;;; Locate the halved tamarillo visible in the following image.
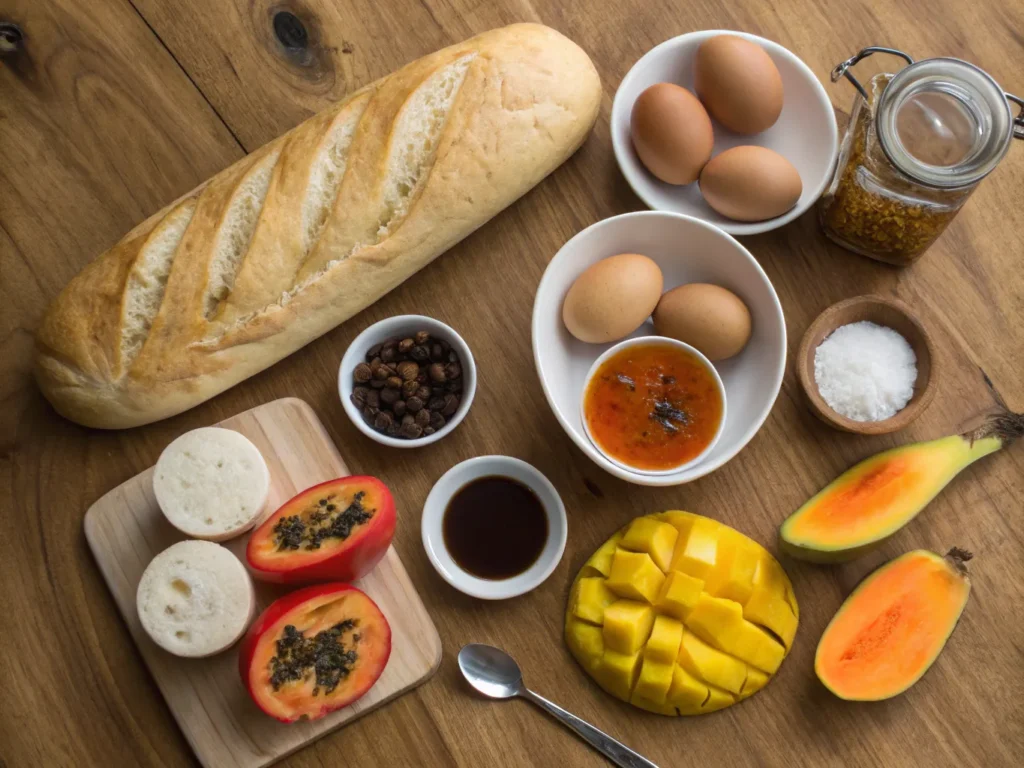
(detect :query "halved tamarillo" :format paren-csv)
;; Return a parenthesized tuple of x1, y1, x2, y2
(815, 548, 971, 701)
(247, 476, 395, 584)
(780, 411, 1023, 562)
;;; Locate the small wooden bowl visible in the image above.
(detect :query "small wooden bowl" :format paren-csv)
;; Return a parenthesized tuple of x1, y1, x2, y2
(797, 296, 936, 435)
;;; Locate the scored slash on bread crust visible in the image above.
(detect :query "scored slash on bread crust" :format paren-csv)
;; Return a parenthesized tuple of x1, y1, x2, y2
(34, 24, 602, 428)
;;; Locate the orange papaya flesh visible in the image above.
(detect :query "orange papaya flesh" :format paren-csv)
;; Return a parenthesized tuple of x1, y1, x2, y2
(780, 434, 1001, 563)
(815, 549, 971, 701)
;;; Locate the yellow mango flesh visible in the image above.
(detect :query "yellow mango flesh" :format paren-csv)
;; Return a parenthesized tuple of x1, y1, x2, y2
(740, 668, 769, 699)
(646, 615, 684, 663)
(621, 518, 678, 572)
(566, 512, 797, 715)
(594, 649, 642, 700)
(634, 656, 675, 704)
(781, 435, 1001, 562)
(655, 570, 705, 621)
(606, 551, 665, 604)
(816, 549, 971, 701)
(678, 631, 747, 694)
(603, 600, 655, 654)
(585, 532, 624, 576)
(571, 577, 617, 625)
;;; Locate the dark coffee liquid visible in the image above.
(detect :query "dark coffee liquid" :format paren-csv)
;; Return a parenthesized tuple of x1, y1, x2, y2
(442, 476, 548, 580)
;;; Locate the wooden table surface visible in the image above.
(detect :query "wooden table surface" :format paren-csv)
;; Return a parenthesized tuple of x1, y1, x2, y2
(2, 1, 1022, 766)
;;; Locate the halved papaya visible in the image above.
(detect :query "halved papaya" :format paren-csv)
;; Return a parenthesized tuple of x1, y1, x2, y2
(815, 548, 971, 701)
(780, 412, 1023, 562)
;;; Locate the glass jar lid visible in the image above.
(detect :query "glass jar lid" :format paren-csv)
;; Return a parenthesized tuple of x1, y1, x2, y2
(832, 47, 1023, 189)
(878, 58, 1013, 188)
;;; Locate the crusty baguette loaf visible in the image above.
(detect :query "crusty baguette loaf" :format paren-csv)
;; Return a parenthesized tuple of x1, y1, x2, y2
(35, 24, 601, 428)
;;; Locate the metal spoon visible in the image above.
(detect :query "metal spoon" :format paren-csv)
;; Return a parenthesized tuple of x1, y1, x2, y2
(457, 643, 659, 768)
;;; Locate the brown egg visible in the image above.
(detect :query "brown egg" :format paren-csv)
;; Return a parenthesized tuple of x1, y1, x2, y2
(631, 83, 714, 185)
(699, 146, 802, 222)
(653, 283, 752, 361)
(563, 254, 664, 343)
(695, 35, 783, 135)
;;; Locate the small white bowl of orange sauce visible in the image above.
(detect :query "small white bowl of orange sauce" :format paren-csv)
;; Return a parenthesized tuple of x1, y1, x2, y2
(580, 336, 726, 475)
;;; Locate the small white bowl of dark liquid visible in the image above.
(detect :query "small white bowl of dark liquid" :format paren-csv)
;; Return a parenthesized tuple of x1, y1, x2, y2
(421, 456, 567, 600)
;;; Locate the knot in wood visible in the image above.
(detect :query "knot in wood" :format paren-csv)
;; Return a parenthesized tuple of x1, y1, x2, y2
(272, 12, 308, 50)
(0, 22, 24, 55)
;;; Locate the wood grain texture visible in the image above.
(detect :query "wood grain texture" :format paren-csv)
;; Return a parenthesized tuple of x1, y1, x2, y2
(2, 0, 1024, 766)
(84, 398, 441, 768)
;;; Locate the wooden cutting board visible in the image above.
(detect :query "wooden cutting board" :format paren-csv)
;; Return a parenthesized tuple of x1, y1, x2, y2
(84, 398, 442, 768)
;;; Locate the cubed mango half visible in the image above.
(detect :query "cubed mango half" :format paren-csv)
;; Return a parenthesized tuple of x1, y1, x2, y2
(565, 512, 797, 716)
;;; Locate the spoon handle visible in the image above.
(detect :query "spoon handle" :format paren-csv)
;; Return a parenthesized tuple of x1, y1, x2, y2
(520, 688, 659, 768)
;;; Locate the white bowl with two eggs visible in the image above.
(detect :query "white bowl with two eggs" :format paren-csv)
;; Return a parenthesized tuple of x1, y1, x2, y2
(532, 211, 786, 486)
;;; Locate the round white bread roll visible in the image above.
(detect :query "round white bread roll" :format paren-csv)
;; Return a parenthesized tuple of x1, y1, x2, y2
(137, 540, 256, 658)
(153, 427, 270, 541)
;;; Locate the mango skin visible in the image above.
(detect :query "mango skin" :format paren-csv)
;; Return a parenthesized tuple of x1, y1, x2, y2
(780, 435, 1001, 563)
(815, 549, 971, 700)
(565, 512, 797, 715)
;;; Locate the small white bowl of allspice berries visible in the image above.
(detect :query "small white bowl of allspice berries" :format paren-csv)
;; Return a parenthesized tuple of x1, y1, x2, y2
(339, 315, 477, 447)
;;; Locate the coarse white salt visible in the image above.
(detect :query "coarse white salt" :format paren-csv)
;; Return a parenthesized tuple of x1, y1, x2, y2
(814, 321, 917, 422)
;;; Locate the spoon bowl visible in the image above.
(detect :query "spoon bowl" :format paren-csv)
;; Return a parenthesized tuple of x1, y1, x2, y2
(457, 643, 524, 699)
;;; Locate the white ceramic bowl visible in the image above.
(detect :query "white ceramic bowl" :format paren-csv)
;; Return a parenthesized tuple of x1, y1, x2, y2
(339, 315, 477, 447)
(421, 456, 568, 600)
(533, 211, 786, 486)
(611, 29, 839, 235)
(579, 336, 727, 476)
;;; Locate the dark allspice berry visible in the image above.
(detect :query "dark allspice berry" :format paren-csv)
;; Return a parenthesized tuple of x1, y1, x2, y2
(353, 363, 372, 383)
(351, 387, 369, 407)
(441, 394, 459, 417)
(397, 361, 419, 381)
(428, 363, 447, 383)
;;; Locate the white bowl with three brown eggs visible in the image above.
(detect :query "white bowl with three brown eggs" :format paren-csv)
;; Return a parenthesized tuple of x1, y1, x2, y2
(611, 30, 838, 234)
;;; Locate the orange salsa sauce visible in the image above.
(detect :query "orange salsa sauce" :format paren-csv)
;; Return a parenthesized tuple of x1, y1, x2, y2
(583, 342, 723, 471)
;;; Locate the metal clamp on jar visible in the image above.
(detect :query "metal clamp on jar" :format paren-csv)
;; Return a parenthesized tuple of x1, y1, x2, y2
(819, 46, 1023, 266)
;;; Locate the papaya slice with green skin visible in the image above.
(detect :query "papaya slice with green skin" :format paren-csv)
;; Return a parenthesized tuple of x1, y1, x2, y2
(815, 548, 971, 701)
(780, 412, 1023, 562)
